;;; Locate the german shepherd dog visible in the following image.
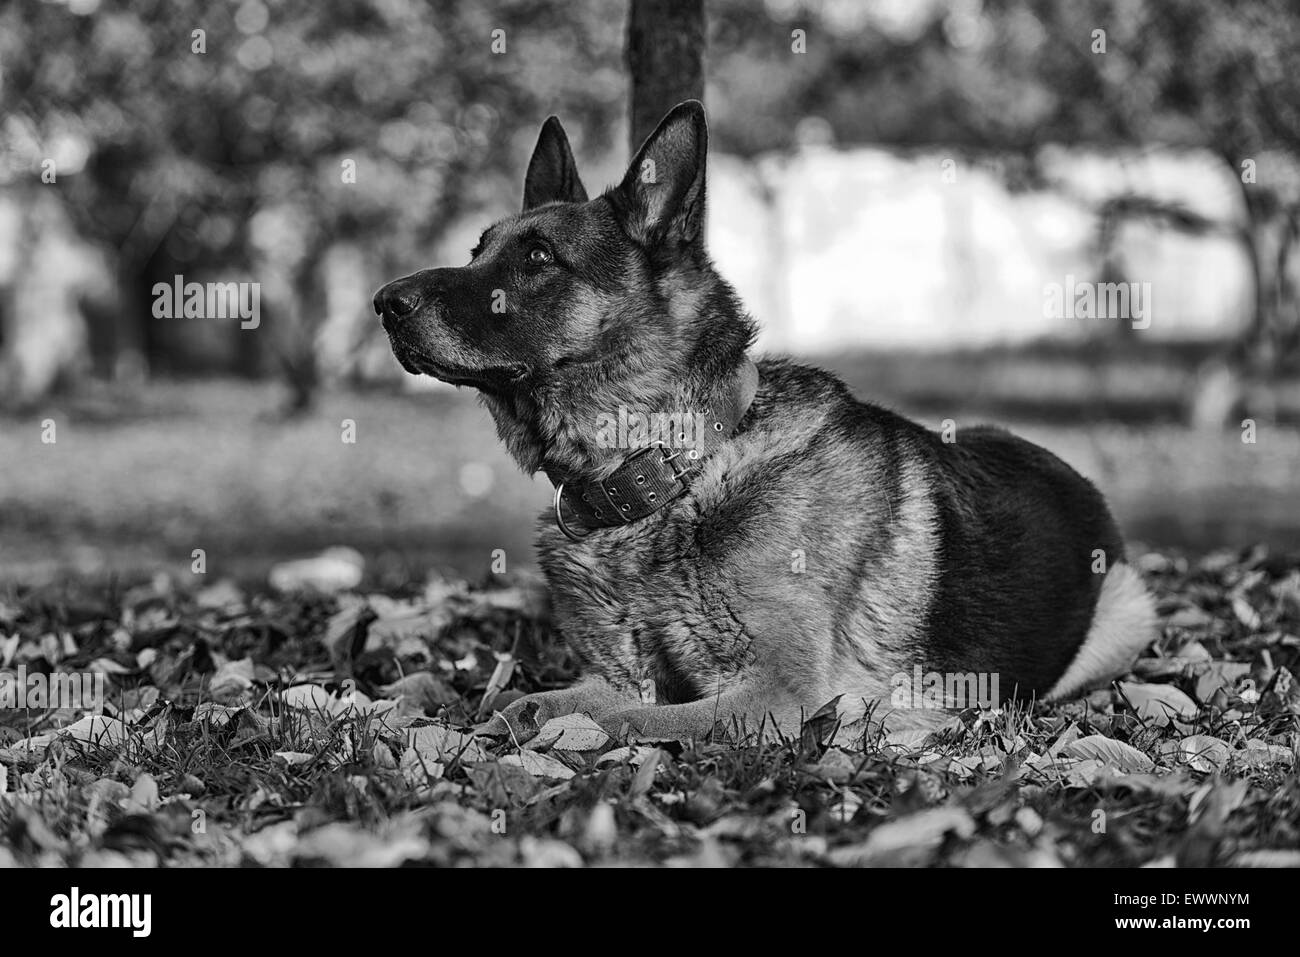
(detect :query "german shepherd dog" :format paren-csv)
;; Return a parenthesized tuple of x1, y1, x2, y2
(374, 101, 1157, 742)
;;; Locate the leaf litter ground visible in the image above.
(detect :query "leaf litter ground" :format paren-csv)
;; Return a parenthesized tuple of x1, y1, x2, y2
(1, 546, 1298, 867)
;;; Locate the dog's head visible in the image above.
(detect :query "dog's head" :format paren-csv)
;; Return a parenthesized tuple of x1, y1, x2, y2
(374, 101, 745, 396)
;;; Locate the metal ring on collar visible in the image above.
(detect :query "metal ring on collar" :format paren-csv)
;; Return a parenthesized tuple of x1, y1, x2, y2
(554, 482, 592, 542)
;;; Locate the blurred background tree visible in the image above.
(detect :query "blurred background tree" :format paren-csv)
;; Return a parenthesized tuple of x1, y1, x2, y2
(628, 0, 704, 152)
(4, 0, 1299, 405)
(1, 0, 626, 407)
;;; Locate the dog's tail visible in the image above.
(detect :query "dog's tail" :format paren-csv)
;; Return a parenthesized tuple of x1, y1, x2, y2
(1045, 563, 1159, 701)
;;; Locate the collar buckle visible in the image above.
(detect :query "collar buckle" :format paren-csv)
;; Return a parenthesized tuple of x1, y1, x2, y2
(551, 358, 759, 542)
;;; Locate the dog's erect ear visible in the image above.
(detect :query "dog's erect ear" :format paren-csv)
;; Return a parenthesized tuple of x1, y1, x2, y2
(523, 116, 588, 210)
(610, 100, 708, 248)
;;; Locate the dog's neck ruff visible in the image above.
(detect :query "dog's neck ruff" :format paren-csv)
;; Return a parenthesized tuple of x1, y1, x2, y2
(550, 359, 759, 541)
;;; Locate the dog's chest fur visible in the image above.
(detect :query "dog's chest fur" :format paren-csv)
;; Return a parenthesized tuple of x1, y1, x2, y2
(537, 512, 746, 703)
(532, 360, 946, 714)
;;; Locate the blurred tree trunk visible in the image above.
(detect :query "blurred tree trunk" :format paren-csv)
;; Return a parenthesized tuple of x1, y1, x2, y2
(1192, 158, 1300, 428)
(626, 0, 705, 155)
(275, 259, 324, 416)
(138, 238, 182, 373)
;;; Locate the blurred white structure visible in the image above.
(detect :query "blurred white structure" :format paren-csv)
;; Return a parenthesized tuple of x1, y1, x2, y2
(0, 189, 114, 400)
(708, 145, 1257, 353)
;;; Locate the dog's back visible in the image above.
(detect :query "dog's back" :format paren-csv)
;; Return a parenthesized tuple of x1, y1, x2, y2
(706, 362, 1149, 715)
(920, 425, 1125, 695)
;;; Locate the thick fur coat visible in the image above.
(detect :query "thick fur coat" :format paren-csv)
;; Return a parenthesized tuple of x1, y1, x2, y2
(374, 101, 1157, 742)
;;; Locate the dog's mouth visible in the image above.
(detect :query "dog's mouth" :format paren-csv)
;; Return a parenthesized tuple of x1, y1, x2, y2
(389, 336, 529, 390)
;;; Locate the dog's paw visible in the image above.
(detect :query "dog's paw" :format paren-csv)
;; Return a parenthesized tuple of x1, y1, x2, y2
(599, 707, 684, 742)
(598, 711, 633, 740)
(600, 707, 750, 744)
(475, 692, 552, 745)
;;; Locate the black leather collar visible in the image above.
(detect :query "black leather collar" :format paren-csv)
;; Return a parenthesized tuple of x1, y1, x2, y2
(551, 360, 759, 541)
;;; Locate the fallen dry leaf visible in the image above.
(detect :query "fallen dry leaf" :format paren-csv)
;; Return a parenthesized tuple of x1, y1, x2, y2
(273, 751, 315, 766)
(500, 750, 575, 780)
(125, 773, 160, 813)
(380, 671, 457, 713)
(408, 724, 486, 763)
(1178, 735, 1230, 772)
(1062, 734, 1155, 773)
(7, 715, 128, 755)
(1118, 681, 1198, 726)
(828, 805, 975, 866)
(530, 713, 610, 752)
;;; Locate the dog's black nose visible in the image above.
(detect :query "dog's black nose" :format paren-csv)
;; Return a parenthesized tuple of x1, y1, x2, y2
(374, 281, 421, 320)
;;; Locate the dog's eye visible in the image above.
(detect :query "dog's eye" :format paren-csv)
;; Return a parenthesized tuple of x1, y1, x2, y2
(527, 246, 552, 267)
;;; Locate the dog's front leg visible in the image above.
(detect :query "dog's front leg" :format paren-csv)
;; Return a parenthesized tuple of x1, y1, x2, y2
(600, 682, 802, 743)
(477, 676, 639, 744)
